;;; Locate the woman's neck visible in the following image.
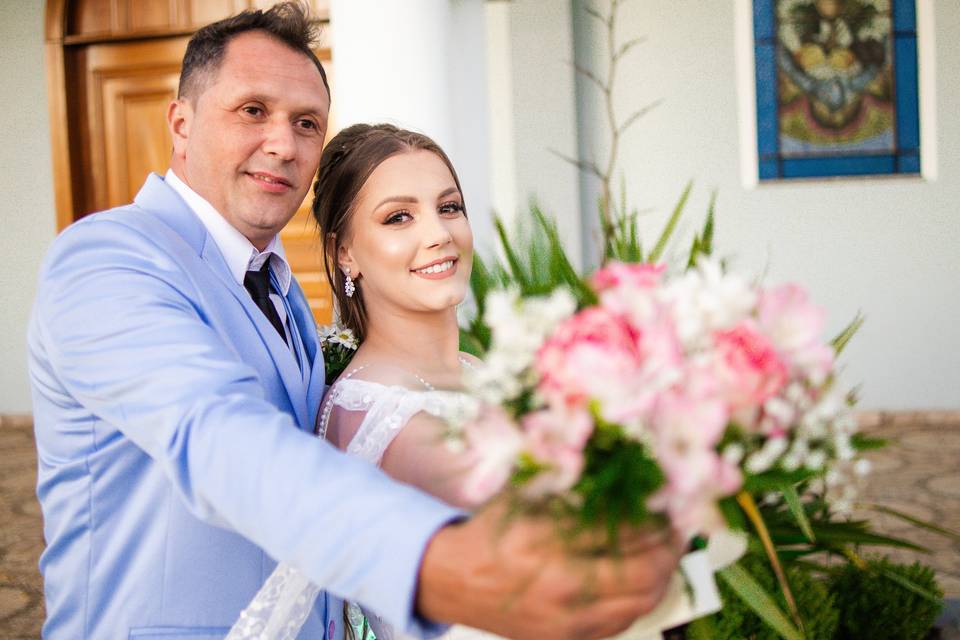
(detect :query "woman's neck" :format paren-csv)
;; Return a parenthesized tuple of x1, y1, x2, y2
(359, 305, 462, 376)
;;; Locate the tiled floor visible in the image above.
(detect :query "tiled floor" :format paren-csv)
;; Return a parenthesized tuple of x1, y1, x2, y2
(1, 412, 958, 637)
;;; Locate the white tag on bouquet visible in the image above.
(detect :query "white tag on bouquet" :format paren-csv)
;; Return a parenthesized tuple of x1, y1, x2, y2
(606, 529, 747, 640)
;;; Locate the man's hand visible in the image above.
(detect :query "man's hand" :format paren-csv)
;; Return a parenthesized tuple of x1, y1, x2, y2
(417, 499, 684, 640)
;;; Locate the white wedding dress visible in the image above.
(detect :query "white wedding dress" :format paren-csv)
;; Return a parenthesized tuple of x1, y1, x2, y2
(227, 366, 498, 640)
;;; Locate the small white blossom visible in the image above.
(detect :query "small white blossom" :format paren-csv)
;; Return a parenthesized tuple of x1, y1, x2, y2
(329, 328, 359, 350)
(854, 459, 872, 477)
(805, 449, 827, 471)
(746, 452, 774, 474)
(722, 443, 745, 466)
(781, 452, 801, 472)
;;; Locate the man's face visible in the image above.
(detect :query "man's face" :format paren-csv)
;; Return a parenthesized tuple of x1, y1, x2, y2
(169, 31, 330, 249)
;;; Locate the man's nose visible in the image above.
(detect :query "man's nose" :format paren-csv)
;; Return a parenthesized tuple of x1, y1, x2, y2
(261, 120, 297, 161)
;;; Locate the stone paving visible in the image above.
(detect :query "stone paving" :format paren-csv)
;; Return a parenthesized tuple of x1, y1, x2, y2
(1, 412, 958, 637)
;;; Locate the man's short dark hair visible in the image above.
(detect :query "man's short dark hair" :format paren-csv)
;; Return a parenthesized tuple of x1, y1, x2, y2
(178, 1, 330, 102)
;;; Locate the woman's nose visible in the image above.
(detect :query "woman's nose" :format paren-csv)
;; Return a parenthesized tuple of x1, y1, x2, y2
(424, 214, 454, 249)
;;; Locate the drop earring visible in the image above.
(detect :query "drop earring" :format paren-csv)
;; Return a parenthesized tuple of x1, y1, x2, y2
(343, 267, 355, 298)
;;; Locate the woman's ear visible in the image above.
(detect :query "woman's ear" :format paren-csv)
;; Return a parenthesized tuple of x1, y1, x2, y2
(337, 243, 360, 280)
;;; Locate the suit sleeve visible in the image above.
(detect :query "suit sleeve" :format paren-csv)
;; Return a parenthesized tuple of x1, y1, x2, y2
(31, 217, 459, 637)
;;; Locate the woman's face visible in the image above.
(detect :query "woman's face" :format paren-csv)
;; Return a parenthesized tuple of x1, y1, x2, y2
(339, 149, 473, 318)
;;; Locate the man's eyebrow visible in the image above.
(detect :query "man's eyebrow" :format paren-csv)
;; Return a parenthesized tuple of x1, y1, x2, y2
(238, 93, 328, 115)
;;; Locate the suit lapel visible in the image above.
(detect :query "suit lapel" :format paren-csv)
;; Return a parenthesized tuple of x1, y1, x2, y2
(201, 241, 310, 428)
(287, 279, 327, 431)
(134, 174, 310, 429)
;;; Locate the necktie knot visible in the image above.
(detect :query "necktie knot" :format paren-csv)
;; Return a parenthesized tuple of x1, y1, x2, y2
(244, 262, 273, 301)
(243, 261, 285, 339)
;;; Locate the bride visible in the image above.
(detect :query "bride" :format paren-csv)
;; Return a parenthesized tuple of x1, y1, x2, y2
(228, 123, 682, 640)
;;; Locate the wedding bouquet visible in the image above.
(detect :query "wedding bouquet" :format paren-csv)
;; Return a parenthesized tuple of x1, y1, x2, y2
(450, 193, 878, 636)
(456, 255, 862, 535)
(449, 186, 959, 638)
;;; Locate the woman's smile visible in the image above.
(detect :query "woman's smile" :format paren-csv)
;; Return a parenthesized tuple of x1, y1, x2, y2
(412, 257, 459, 279)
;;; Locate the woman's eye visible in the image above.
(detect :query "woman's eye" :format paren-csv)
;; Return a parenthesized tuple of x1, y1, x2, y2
(385, 211, 412, 225)
(439, 202, 464, 215)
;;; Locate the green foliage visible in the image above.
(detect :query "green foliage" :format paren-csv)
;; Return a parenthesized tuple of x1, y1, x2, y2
(850, 433, 889, 451)
(829, 556, 943, 640)
(686, 190, 716, 269)
(647, 181, 692, 264)
(461, 202, 605, 358)
(830, 312, 864, 355)
(688, 553, 839, 640)
(573, 420, 665, 542)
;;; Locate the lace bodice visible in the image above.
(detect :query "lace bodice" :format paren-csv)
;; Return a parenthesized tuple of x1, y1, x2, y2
(319, 373, 480, 466)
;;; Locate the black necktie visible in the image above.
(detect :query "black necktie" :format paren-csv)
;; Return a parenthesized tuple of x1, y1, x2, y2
(243, 262, 286, 339)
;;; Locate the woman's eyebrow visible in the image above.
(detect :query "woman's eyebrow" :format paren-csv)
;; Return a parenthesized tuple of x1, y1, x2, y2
(373, 195, 418, 210)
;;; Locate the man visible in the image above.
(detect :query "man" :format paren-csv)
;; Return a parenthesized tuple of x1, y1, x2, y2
(28, 3, 680, 638)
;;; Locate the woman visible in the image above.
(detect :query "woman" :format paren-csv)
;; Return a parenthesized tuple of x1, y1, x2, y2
(228, 124, 496, 640)
(315, 123, 486, 510)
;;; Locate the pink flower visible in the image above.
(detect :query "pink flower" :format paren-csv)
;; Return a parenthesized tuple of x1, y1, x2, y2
(536, 307, 644, 409)
(592, 261, 665, 292)
(593, 262, 666, 321)
(520, 407, 593, 498)
(757, 284, 834, 384)
(712, 321, 789, 413)
(647, 391, 743, 535)
(459, 406, 524, 506)
(652, 390, 729, 465)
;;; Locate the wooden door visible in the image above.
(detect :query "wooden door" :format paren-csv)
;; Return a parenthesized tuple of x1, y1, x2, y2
(47, 0, 334, 323)
(76, 37, 186, 212)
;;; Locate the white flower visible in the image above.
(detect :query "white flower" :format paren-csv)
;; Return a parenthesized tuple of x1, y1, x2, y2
(722, 443, 745, 465)
(805, 449, 827, 471)
(329, 328, 358, 350)
(746, 452, 773, 475)
(317, 323, 339, 341)
(854, 459, 872, 477)
(825, 469, 841, 487)
(662, 257, 756, 348)
(781, 452, 801, 472)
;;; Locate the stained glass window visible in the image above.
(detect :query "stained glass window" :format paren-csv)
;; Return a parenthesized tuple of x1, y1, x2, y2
(754, 0, 920, 179)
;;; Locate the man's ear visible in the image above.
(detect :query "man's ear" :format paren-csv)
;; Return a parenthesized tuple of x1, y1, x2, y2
(167, 98, 192, 159)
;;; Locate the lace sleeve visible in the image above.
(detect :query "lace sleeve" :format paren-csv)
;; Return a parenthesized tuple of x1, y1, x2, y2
(333, 379, 478, 466)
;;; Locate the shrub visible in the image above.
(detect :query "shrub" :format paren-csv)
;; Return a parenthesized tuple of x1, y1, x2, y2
(687, 553, 839, 640)
(829, 555, 943, 640)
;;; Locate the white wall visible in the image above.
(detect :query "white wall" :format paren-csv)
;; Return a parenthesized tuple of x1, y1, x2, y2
(329, 0, 495, 252)
(491, 0, 584, 267)
(0, 1, 56, 413)
(505, 0, 960, 410)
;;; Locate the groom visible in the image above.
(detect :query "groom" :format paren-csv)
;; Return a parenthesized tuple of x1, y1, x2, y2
(28, 3, 681, 638)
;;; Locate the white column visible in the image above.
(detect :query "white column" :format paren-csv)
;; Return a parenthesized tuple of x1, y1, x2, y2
(329, 0, 494, 251)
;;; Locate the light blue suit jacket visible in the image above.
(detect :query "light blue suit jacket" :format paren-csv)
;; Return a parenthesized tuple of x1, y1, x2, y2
(28, 174, 458, 639)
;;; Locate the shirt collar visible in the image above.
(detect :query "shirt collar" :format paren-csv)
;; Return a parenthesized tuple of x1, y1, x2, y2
(165, 169, 291, 295)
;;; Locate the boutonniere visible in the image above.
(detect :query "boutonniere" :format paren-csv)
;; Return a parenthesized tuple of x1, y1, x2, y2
(318, 323, 359, 384)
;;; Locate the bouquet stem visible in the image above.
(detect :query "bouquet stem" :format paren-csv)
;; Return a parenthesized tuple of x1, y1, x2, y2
(736, 490, 804, 632)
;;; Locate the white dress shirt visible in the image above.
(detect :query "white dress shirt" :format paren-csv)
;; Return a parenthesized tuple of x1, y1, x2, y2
(165, 169, 294, 348)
